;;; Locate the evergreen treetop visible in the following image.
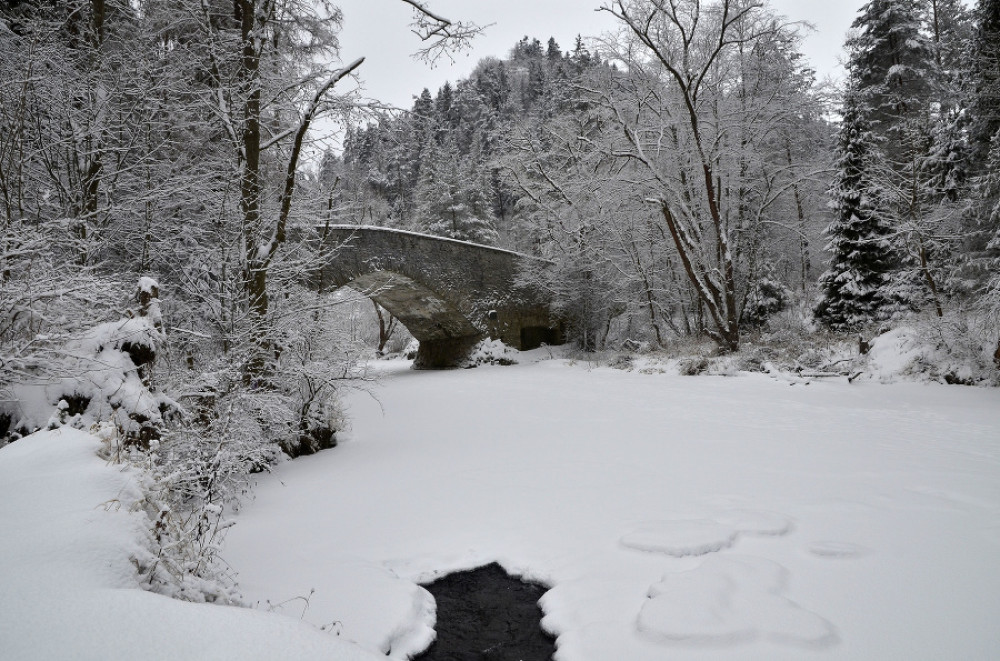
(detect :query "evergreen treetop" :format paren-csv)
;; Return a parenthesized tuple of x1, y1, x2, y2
(968, 0, 1000, 163)
(847, 0, 936, 142)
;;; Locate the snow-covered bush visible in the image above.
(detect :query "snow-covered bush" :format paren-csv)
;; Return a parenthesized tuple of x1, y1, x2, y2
(267, 286, 372, 457)
(0, 226, 126, 442)
(121, 279, 374, 602)
(735, 304, 857, 375)
(620, 338, 652, 354)
(1, 279, 174, 447)
(462, 338, 518, 367)
(381, 326, 415, 356)
(983, 271, 1000, 368)
(378, 333, 418, 360)
(115, 362, 325, 604)
(134, 413, 278, 604)
(864, 315, 1000, 385)
(606, 353, 634, 370)
(0, 277, 245, 602)
(678, 356, 711, 376)
(742, 273, 793, 329)
(131, 339, 361, 602)
(123, 444, 245, 605)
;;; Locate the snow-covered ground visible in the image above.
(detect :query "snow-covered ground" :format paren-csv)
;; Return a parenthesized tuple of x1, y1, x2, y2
(0, 429, 384, 661)
(222, 352, 1000, 660)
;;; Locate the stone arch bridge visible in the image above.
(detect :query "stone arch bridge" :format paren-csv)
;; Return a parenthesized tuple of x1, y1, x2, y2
(304, 226, 563, 368)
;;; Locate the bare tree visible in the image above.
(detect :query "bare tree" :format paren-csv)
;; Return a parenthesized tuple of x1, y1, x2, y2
(190, 0, 480, 380)
(595, 0, 820, 350)
(399, 0, 483, 64)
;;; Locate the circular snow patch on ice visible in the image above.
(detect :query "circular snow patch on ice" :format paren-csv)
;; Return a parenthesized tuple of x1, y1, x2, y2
(637, 555, 839, 649)
(621, 520, 739, 557)
(807, 541, 869, 558)
(717, 510, 795, 537)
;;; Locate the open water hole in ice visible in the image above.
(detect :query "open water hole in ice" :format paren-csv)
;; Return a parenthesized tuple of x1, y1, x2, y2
(415, 563, 555, 661)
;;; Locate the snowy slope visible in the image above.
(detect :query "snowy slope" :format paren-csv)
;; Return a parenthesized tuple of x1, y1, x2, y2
(0, 428, 384, 661)
(223, 355, 1000, 660)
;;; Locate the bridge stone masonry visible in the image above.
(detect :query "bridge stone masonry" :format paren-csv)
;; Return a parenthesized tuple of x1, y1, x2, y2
(303, 225, 564, 368)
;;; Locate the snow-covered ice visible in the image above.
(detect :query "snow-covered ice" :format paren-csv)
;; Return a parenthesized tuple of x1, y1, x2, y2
(222, 353, 1000, 660)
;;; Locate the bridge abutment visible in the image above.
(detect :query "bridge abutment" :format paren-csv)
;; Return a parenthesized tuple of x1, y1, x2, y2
(413, 335, 484, 369)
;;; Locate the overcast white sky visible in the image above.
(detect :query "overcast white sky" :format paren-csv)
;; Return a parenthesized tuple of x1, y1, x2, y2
(334, 0, 867, 111)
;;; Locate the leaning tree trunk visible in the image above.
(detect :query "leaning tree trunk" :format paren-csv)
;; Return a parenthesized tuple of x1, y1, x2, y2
(236, 0, 270, 383)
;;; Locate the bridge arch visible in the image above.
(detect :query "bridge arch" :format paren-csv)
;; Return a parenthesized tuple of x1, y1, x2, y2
(308, 226, 562, 368)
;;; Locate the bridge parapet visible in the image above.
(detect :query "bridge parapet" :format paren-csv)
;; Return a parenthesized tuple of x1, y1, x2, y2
(304, 226, 562, 367)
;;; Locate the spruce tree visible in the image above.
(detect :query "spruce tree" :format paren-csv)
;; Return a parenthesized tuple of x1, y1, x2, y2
(409, 89, 437, 192)
(847, 0, 936, 155)
(929, 0, 974, 79)
(524, 60, 546, 111)
(814, 81, 904, 331)
(846, 0, 948, 315)
(435, 82, 458, 130)
(412, 88, 435, 129)
(980, 132, 1000, 366)
(968, 0, 1000, 166)
(925, 0, 974, 197)
(413, 135, 499, 245)
(966, 1, 1000, 257)
(546, 37, 562, 62)
(983, 134, 1000, 241)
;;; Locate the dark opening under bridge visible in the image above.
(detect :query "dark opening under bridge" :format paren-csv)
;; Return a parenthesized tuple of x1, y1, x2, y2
(305, 226, 563, 368)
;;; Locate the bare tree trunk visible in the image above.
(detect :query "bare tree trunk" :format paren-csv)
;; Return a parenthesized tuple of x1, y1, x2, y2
(629, 238, 664, 346)
(907, 151, 944, 318)
(234, 0, 363, 383)
(785, 141, 811, 293)
(918, 239, 945, 318)
(372, 301, 397, 354)
(236, 0, 269, 382)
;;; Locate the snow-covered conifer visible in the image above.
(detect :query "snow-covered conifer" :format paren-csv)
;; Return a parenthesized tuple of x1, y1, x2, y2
(847, 0, 937, 159)
(924, 0, 974, 198)
(843, 0, 957, 316)
(814, 81, 905, 330)
(963, 1, 1000, 271)
(971, 129, 1000, 258)
(967, 0, 1000, 165)
(414, 135, 500, 245)
(929, 0, 974, 81)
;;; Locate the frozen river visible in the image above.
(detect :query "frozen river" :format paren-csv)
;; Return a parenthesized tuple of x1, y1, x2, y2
(223, 354, 1000, 660)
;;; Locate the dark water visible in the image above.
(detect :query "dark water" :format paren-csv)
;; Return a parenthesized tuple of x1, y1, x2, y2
(415, 563, 556, 661)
